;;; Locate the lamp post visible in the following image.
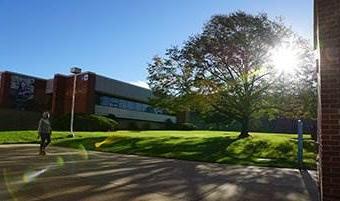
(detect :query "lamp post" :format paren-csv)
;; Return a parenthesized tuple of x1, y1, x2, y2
(297, 119, 304, 169)
(70, 67, 82, 137)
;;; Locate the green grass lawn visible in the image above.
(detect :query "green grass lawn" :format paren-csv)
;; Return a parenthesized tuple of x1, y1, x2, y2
(0, 130, 316, 169)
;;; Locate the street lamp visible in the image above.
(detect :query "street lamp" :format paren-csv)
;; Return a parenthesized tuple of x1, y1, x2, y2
(70, 67, 82, 137)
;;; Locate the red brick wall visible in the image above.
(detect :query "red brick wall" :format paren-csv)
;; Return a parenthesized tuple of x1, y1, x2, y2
(51, 74, 67, 115)
(51, 73, 95, 116)
(31, 77, 49, 111)
(0, 72, 11, 107)
(316, 0, 340, 200)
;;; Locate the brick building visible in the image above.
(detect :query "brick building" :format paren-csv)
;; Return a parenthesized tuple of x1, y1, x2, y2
(315, 0, 340, 200)
(0, 71, 176, 129)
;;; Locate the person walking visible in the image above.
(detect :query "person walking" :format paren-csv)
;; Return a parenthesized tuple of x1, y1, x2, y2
(38, 112, 52, 155)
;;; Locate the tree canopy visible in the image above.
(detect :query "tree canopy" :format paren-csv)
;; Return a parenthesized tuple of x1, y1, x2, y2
(147, 11, 315, 137)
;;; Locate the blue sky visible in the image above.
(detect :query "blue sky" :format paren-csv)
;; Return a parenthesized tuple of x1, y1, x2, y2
(0, 0, 313, 88)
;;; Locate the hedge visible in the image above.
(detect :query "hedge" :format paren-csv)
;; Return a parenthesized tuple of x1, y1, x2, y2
(52, 114, 118, 131)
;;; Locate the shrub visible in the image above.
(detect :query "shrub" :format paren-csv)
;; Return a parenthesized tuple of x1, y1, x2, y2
(127, 122, 140, 130)
(52, 114, 118, 131)
(165, 118, 176, 130)
(0, 109, 41, 131)
(141, 123, 151, 130)
(176, 123, 197, 130)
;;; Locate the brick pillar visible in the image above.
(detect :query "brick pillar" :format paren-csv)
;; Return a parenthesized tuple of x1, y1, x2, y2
(51, 73, 96, 116)
(0, 72, 11, 108)
(316, 0, 340, 200)
(84, 73, 96, 114)
(51, 74, 67, 116)
(71, 73, 96, 114)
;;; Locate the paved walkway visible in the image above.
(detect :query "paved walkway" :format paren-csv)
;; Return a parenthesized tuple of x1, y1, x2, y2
(0, 144, 318, 201)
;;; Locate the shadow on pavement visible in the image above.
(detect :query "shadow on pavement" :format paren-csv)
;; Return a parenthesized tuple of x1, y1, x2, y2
(0, 145, 317, 201)
(300, 169, 319, 201)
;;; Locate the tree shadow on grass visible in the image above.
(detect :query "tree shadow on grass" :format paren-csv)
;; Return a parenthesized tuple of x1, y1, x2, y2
(53, 133, 316, 169)
(54, 135, 242, 163)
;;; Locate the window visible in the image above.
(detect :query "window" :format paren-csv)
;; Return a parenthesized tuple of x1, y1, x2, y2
(141, 104, 148, 112)
(96, 94, 167, 114)
(128, 101, 136, 110)
(99, 96, 110, 107)
(145, 106, 154, 113)
(110, 97, 119, 108)
(136, 102, 143, 112)
(118, 99, 127, 109)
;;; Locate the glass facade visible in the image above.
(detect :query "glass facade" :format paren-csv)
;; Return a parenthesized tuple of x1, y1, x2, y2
(96, 94, 167, 115)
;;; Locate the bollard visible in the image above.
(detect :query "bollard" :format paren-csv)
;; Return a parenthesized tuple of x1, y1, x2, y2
(297, 119, 304, 169)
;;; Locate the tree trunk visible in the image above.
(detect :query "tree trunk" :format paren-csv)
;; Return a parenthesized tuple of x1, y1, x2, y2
(238, 118, 250, 138)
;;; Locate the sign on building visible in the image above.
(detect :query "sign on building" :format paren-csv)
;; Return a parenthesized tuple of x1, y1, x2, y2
(9, 75, 35, 109)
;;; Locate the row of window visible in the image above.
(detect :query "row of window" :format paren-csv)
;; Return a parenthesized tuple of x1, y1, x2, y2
(96, 95, 167, 115)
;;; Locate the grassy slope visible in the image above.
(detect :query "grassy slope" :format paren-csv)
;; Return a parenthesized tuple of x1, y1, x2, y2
(0, 130, 316, 169)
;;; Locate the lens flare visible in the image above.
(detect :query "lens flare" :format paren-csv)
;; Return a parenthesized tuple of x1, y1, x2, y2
(3, 156, 67, 200)
(22, 156, 65, 183)
(95, 137, 114, 148)
(78, 144, 89, 160)
(56, 156, 64, 167)
(3, 169, 18, 201)
(269, 38, 300, 74)
(23, 168, 48, 183)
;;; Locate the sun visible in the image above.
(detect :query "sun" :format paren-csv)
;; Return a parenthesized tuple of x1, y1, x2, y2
(270, 41, 299, 74)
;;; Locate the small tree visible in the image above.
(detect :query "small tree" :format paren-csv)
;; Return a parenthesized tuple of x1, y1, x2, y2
(148, 12, 289, 138)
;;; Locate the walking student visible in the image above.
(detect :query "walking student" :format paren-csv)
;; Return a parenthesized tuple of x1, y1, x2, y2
(38, 111, 52, 155)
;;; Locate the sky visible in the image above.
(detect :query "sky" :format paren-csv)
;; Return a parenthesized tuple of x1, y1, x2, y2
(0, 0, 313, 88)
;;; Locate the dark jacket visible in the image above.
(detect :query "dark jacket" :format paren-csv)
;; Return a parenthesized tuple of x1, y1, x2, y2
(38, 118, 52, 134)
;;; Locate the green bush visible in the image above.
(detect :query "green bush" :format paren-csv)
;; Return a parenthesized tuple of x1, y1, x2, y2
(176, 123, 197, 130)
(165, 118, 176, 130)
(127, 122, 140, 130)
(141, 123, 151, 130)
(52, 114, 118, 131)
(0, 109, 41, 131)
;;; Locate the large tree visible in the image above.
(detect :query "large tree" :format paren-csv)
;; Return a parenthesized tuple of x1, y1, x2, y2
(270, 37, 317, 120)
(148, 12, 289, 138)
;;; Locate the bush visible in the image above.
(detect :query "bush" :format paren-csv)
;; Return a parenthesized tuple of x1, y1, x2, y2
(141, 123, 151, 130)
(52, 114, 118, 131)
(165, 118, 176, 130)
(0, 109, 41, 131)
(176, 123, 197, 130)
(127, 122, 140, 130)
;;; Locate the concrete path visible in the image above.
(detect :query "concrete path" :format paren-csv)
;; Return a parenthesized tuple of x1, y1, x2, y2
(0, 144, 318, 201)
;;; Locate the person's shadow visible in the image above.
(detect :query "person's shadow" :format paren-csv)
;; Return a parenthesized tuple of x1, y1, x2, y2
(300, 169, 320, 201)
